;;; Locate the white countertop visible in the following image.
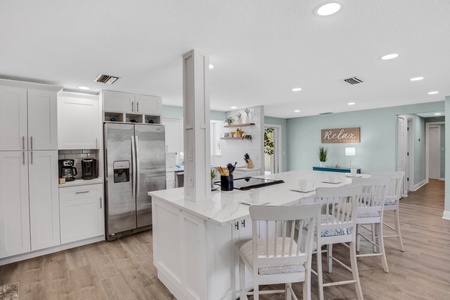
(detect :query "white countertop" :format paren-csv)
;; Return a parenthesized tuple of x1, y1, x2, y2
(58, 178, 104, 188)
(149, 170, 352, 226)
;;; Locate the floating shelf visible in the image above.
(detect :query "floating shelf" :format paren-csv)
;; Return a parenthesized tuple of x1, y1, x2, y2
(221, 137, 244, 140)
(224, 123, 255, 128)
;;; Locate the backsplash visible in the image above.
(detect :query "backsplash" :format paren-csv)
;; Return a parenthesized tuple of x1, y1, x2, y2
(58, 150, 99, 179)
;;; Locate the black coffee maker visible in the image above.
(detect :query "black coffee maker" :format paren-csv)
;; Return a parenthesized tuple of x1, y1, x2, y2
(59, 159, 77, 181)
(82, 159, 97, 180)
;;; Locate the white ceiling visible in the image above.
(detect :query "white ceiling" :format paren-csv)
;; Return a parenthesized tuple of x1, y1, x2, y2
(1, 0, 449, 118)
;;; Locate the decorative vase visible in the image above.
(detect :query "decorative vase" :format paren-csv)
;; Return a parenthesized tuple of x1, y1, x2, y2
(319, 161, 326, 167)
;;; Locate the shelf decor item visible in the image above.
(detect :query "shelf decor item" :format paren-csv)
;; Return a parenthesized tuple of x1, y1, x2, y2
(242, 134, 252, 141)
(244, 108, 253, 123)
(236, 112, 242, 124)
(225, 116, 234, 125)
(319, 146, 328, 167)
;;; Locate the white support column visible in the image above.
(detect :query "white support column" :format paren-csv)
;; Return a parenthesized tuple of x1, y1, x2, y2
(444, 96, 450, 219)
(183, 50, 211, 202)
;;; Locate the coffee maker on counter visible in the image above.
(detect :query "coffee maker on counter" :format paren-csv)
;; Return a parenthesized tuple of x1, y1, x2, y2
(81, 158, 97, 180)
(59, 159, 78, 182)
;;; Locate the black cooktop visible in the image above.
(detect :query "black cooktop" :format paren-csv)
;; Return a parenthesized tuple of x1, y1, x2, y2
(233, 177, 284, 190)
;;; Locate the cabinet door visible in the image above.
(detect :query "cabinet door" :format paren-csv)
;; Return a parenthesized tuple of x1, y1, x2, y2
(59, 184, 104, 244)
(162, 117, 183, 153)
(135, 94, 161, 115)
(0, 151, 30, 258)
(0, 85, 27, 151)
(28, 89, 58, 150)
(29, 150, 60, 250)
(58, 92, 100, 149)
(103, 90, 134, 112)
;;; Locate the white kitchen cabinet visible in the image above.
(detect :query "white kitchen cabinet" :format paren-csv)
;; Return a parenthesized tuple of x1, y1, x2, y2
(102, 90, 162, 124)
(59, 184, 104, 244)
(29, 150, 60, 250)
(0, 151, 30, 258)
(58, 92, 100, 149)
(102, 90, 134, 112)
(161, 117, 183, 153)
(0, 84, 57, 151)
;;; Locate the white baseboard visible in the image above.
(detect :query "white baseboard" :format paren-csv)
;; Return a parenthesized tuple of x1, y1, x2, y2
(443, 211, 450, 220)
(411, 179, 427, 191)
(0, 235, 104, 266)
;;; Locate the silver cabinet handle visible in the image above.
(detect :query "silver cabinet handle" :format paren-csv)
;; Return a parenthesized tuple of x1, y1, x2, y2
(99, 197, 102, 209)
(30, 136, 33, 150)
(30, 151, 33, 164)
(235, 221, 239, 230)
(75, 191, 90, 194)
(135, 136, 140, 198)
(132, 102, 134, 112)
(22, 136, 25, 150)
(241, 219, 246, 228)
(137, 101, 139, 112)
(131, 136, 136, 200)
(23, 151, 25, 165)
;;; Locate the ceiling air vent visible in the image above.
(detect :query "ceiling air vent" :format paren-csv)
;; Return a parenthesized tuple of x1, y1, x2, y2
(344, 76, 363, 85)
(94, 74, 119, 84)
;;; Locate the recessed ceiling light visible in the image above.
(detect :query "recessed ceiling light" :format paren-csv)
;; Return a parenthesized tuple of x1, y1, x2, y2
(347, 102, 356, 106)
(410, 77, 424, 81)
(315, 3, 342, 16)
(381, 53, 399, 60)
(230, 106, 237, 109)
(79, 86, 90, 90)
(292, 88, 302, 92)
(435, 112, 442, 116)
(428, 91, 439, 95)
(294, 110, 300, 113)
(209, 64, 214, 69)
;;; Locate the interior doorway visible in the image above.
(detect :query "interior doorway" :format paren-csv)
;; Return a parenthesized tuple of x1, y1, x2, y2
(264, 125, 282, 174)
(397, 115, 413, 196)
(426, 122, 445, 181)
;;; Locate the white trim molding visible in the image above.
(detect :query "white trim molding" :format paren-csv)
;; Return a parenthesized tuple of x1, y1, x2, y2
(443, 210, 450, 220)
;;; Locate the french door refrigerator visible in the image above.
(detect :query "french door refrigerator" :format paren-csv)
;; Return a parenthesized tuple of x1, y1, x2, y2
(104, 122, 165, 240)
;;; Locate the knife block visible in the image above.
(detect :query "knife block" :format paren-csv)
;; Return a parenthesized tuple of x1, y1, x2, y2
(246, 159, 254, 169)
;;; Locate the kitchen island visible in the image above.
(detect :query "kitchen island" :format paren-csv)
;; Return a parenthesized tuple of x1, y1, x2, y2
(149, 170, 352, 300)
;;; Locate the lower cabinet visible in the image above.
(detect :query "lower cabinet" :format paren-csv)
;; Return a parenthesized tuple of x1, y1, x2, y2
(152, 198, 252, 300)
(59, 184, 104, 244)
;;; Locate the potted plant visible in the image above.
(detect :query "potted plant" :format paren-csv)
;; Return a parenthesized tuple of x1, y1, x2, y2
(225, 116, 234, 125)
(236, 112, 242, 124)
(243, 108, 252, 123)
(211, 168, 217, 189)
(319, 146, 327, 167)
(242, 134, 252, 141)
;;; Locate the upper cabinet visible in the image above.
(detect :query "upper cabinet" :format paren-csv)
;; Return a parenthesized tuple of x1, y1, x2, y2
(0, 80, 59, 151)
(102, 90, 162, 124)
(58, 92, 100, 150)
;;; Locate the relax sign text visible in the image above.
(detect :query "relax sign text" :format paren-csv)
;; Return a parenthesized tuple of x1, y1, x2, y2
(321, 127, 360, 143)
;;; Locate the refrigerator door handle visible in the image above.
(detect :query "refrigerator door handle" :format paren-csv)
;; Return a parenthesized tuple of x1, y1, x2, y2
(131, 135, 136, 200)
(135, 135, 140, 197)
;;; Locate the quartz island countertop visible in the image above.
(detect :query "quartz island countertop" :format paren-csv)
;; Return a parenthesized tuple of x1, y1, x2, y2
(149, 170, 352, 226)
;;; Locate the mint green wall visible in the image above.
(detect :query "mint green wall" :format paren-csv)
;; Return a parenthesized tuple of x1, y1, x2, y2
(265, 116, 288, 172)
(286, 101, 445, 183)
(162, 105, 226, 121)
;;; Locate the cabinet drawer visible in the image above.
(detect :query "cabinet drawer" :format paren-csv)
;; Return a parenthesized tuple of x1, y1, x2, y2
(60, 185, 100, 201)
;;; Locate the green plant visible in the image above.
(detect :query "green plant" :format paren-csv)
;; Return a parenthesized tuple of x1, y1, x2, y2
(319, 146, 328, 162)
(225, 116, 234, 125)
(242, 134, 252, 141)
(236, 112, 242, 119)
(264, 127, 275, 155)
(211, 168, 217, 180)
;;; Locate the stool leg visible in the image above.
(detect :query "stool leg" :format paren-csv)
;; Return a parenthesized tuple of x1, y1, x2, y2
(350, 241, 364, 300)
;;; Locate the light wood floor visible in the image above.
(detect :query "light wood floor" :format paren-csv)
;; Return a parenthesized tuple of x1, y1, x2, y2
(1, 180, 449, 300)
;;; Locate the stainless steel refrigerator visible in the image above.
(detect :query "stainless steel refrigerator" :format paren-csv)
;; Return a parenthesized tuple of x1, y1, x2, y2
(104, 122, 166, 240)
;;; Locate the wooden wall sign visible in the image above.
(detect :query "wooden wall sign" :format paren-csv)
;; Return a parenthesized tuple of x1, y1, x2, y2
(321, 127, 360, 143)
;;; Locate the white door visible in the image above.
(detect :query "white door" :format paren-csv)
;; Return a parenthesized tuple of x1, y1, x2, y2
(59, 184, 104, 244)
(29, 150, 60, 250)
(28, 89, 58, 150)
(0, 151, 30, 258)
(58, 92, 100, 149)
(429, 126, 441, 179)
(103, 90, 134, 112)
(0, 85, 27, 151)
(135, 94, 161, 115)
